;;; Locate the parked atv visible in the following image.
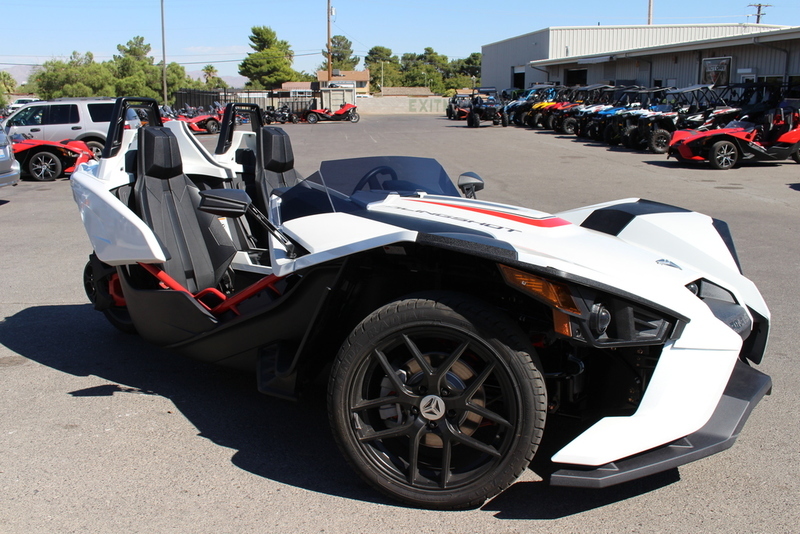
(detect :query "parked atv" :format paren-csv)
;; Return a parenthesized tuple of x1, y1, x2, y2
(304, 103, 360, 124)
(446, 94, 472, 120)
(467, 87, 508, 127)
(10, 134, 94, 180)
(635, 84, 727, 154)
(550, 84, 614, 134)
(669, 106, 800, 169)
(175, 102, 224, 134)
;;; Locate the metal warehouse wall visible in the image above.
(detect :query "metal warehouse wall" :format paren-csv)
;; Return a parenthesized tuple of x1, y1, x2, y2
(482, 24, 786, 90)
(547, 25, 783, 60)
(482, 30, 551, 89)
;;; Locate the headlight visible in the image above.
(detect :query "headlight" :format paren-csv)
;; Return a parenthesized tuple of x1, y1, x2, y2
(500, 264, 677, 347)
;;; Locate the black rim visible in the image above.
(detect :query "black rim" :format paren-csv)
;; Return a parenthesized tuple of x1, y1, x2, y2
(347, 325, 519, 491)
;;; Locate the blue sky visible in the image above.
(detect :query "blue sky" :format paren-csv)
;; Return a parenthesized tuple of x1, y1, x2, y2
(2, 0, 799, 82)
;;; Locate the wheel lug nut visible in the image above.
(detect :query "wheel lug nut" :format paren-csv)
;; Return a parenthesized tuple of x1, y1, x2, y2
(441, 388, 449, 396)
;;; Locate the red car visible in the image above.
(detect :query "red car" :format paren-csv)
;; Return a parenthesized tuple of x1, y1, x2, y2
(11, 135, 94, 181)
(669, 106, 800, 169)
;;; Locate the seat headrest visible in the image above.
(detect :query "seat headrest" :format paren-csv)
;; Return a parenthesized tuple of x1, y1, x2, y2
(139, 127, 183, 179)
(259, 126, 294, 173)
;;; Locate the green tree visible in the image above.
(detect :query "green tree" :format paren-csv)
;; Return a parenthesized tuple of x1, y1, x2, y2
(0, 70, 15, 107)
(0, 71, 16, 94)
(34, 52, 116, 99)
(320, 35, 360, 71)
(201, 64, 228, 89)
(239, 26, 300, 89)
(364, 46, 402, 91)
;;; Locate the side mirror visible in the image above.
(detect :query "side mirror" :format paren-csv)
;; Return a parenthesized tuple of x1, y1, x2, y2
(199, 188, 252, 218)
(458, 171, 485, 199)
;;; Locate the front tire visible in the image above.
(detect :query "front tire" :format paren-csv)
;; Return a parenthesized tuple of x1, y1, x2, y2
(709, 140, 738, 170)
(649, 129, 671, 154)
(306, 112, 319, 124)
(204, 119, 220, 134)
(328, 293, 546, 510)
(28, 151, 62, 181)
(562, 117, 578, 135)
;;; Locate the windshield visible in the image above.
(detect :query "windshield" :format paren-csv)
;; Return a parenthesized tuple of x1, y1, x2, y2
(278, 156, 460, 223)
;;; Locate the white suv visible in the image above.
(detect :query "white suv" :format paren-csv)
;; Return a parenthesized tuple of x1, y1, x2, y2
(1, 97, 125, 158)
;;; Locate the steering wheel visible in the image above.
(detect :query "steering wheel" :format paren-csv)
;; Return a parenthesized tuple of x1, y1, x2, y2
(352, 165, 398, 194)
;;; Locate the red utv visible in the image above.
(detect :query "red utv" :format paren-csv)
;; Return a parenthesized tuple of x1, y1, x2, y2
(668, 106, 800, 169)
(175, 103, 224, 134)
(11, 135, 94, 181)
(303, 103, 360, 124)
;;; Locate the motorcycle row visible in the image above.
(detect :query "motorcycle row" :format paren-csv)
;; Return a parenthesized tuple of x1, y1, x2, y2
(452, 83, 800, 170)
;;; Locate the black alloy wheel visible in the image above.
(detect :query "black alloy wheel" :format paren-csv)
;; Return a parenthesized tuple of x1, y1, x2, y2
(28, 151, 62, 181)
(306, 112, 319, 124)
(329, 293, 546, 509)
(205, 119, 220, 134)
(709, 140, 738, 170)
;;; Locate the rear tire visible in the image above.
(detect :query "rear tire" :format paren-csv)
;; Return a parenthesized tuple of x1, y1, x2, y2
(83, 261, 136, 334)
(328, 293, 546, 510)
(349, 112, 360, 123)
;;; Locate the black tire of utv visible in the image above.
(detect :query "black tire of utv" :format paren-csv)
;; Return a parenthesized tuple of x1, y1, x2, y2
(621, 125, 639, 149)
(529, 112, 542, 129)
(28, 151, 62, 181)
(205, 119, 220, 134)
(84, 140, 104, 159)
(603, 123, 620, 146)
(562, 117, 578, 135)
(82, 261, 137, 334)
(501, 113, 509, 127)
(349, 112, 360, 123)
(545, 115, 556, 131)
(649, 129, 671, 154)
(306, 113, 319, 124)
(471, 112, 481, 128)
(328, 292, 547, 510)
(588, 122, 602, 141)
(709, 140, 738, 170)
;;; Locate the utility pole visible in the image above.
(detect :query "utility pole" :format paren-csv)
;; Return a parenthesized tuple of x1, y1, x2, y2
(748, 3, 771, 24)
(161, 0, 167, 105)
(327, 0, 332, 82)
(647, 0, 653, 24)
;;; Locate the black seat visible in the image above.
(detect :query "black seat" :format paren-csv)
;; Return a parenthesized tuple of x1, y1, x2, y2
(254, 126, 301, 214)
(133, 127, 237, 294)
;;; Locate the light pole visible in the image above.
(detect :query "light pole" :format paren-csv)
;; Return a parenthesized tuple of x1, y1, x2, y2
(161, 0, 167, 105)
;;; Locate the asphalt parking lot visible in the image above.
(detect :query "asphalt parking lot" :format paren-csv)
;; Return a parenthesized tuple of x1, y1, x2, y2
(1, 115, 798, 533)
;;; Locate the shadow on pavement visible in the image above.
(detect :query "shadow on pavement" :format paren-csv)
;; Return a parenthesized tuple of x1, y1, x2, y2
(1, 303, 676, 515)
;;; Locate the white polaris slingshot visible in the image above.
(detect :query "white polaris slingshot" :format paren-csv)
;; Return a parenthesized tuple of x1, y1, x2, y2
(72, 98, 771, 509)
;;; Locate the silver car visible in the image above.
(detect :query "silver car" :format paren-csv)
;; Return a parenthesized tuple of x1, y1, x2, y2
(0, 128, 20, 188)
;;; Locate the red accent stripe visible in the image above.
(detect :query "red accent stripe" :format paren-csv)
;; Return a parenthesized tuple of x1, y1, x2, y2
(408, 199, 571, 228)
